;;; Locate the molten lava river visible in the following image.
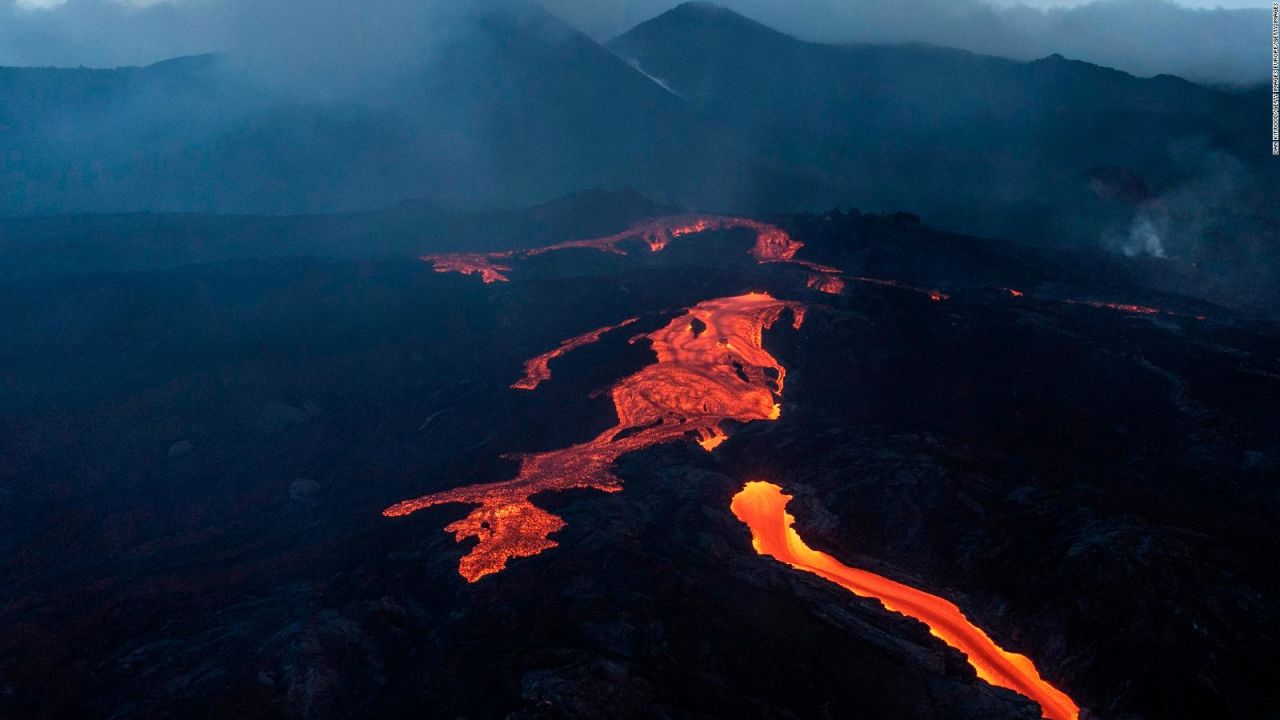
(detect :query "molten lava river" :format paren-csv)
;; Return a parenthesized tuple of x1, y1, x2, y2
(511, 317, 639, 391)
(731, 481, 1079, 720)
(419, 214, 845, 292)
(390, 215, 1083, 716)
(384, 293, 805, 581)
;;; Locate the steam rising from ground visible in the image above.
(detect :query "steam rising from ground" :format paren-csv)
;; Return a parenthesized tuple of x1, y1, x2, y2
(1102, 141, 1277, 306)
(1117, 212, 1166, 258)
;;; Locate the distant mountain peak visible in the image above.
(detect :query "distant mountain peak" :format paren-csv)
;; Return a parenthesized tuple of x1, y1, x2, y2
(619, 1, 791, 42)
(670, 1, 729, 15)
(144, 53, 226, 72)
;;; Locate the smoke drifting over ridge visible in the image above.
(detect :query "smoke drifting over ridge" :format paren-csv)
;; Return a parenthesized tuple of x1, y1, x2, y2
(1, 0, 475, 97)
(546, 0, 1271, 84)
(1, 0, 1273, 85)
(1, 0, 1276, 312)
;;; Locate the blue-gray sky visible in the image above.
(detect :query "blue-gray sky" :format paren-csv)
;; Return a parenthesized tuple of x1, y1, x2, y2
(2, 0, 1273, 84)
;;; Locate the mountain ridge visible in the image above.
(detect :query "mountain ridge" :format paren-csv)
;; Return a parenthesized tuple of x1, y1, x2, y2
(0, 0, 1275, 312)
(605, 1, 1277, 312)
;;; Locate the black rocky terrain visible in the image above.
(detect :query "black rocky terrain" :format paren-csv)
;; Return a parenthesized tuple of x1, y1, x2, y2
(2, 193, 1277, 718)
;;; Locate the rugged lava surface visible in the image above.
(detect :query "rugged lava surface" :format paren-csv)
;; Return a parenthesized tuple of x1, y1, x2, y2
(1, 200, 1276, 719)
(421, 213, 845, 291)
(384, 293, 804, 581)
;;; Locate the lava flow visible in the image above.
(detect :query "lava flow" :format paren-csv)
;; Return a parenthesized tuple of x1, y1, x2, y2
(1063, 298, 1210, 320)
(1065, 299, 1159, 314)
(850, 276, 949, 301)
(420, 214, 844, 287)
(512, 317, 639, 390)
(420, 252, 514, 284)
(1002, 289, 1208, 320)
(384, 293, 805, 581)
(1058, 298, 1207, 320)
(806, 273, 847, 295)
(730, 481, 1079, 720)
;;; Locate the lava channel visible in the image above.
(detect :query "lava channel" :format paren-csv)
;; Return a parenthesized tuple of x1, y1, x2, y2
(384, 293, 805, 582)
(1062, 298, 1205, 320)
(730, 481, 1079, 720)
(1064, 299, 1159, 315)
(806, 273, 847, 295)
(850, 276, 949, 301)
(420, 252, 513, 284)
(512, 317, 640, 390)
(420, 214, 843, 288)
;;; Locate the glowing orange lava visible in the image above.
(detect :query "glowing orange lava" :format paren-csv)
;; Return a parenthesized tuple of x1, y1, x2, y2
(851, 276, 950, 301)
(421, 252, 514, 284)
(420, 215, 840, 283)
(384, 293, 804, 581)
(730, 481, 1079, 720)
(1065, 299, 1159, 315)
(806, 273, 846, 295)
(512, 318, 640, 390)
(1001, 290, 1207, 321)
(1061, 299, 1206, 321)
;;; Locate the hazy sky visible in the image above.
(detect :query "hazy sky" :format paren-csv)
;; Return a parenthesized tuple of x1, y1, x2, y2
(14, 0, 1273, 11)
(1011, 0, 1268, 5)
(11, 0, 1273, 8)
(2, 0, 1273, 84)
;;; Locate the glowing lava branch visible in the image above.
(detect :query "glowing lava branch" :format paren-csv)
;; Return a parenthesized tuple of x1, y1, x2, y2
(384, 293, 805, 582)
(1061, 298, 1209, 320)
(420, 214, 843, 284)
(420, 252, 514, 284)
(806, 273, 846, 295)
(730, 481, 1079, 720)
(1049, 297, 1203, 320)
(1001, 289, 1208, 320)
(1064, 299, 1158, 315)
(512, 317, 640, 390)
(850, 276, 949, 301)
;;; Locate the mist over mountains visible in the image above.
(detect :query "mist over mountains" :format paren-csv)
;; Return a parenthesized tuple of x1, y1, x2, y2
(553, 0, 1273, 85)
(3, 0, 1272, 86)
(2, 0, 1276, 311)
(4, 3, 1280, 719)
(0, 1, 702, 211)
